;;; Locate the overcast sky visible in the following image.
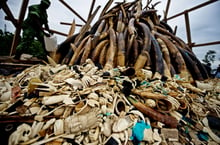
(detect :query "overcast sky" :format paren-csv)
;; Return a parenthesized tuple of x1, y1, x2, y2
(0, 0, 220, 68)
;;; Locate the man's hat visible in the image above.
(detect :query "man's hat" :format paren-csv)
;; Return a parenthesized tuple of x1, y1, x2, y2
(41, 0, 51, 6)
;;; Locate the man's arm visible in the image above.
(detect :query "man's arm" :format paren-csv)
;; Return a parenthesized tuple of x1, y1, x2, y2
(44, 23, 52, 35)
(30, 13, 50, 37)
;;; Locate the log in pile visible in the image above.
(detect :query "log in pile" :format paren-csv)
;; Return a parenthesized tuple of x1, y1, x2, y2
(54, 0, 209, 82)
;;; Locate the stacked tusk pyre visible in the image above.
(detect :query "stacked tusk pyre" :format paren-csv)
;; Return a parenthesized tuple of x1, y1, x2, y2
(54, 0, 209, 82)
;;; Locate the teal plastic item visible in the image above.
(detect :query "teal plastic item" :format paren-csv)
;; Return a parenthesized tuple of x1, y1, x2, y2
(197, 131, 209, 141)
(140, 80, 151, 87)
(105, 112, 112, 116)
(130, 120, 151, 143)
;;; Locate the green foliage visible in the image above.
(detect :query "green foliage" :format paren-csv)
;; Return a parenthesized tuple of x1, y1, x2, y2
(28, 40, 47, 59)
(202, 50, 216, 65)
(0, 29, 14, 56)
(16, 39, 47, 60)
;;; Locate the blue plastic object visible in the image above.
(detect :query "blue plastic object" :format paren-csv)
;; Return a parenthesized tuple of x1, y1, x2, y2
(130, 120, 151, 144)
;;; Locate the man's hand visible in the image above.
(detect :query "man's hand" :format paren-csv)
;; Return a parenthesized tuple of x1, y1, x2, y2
(44, 23, 53, 36)
(48, 30, 54, 36)
(44, 32, 50, 37)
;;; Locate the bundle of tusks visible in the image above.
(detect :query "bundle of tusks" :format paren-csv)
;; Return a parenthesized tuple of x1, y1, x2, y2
(52, 0, 209, 82)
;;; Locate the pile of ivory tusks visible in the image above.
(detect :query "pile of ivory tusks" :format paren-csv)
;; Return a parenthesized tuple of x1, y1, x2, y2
(1, 61, 220, 145)
(54, 0, 209, 82)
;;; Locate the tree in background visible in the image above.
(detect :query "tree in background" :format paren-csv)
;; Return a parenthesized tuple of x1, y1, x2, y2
(0, 28, 15, 56)
(202, 50, 216, 77)
(202, 50, 216, 65)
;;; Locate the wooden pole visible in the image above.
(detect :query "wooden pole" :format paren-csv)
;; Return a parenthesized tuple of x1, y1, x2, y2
(192, 41, 220, 47)
(87, 0, 96, 21)
(99, 0, 113, 18)
(173, 25, 177, 35)
(60, 22, 83, 27)
(49, 29, 68, 37)
(184, 12, 192, 48)
(166, 0, 218, 21)
(0, 0, 18, 27)
(59, 0, 87, 23)
(163, 0, 171, 22)
(9, 0, 29, 56)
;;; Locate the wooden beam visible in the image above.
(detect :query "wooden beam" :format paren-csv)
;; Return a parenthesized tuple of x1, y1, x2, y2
(163, 0, 171, 22)
(87, 0, 96, 21)
(10, 0, 29, 56)
(49, 29, 68, 37)
(173, 25, 177, 35)
(192, 41, 220, 47)
(59, 0, 87, 23)
(60, 22, 83, 27)
(166, 0, 218, 21)
(42, 27, 68, 36)
(184, 12, 192, 48)
(0, 0, 18, 27)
